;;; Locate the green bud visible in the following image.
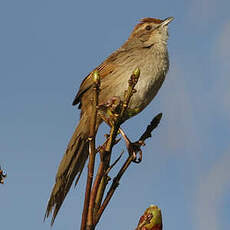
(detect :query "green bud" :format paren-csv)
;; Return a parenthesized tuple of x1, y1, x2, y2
(133, 67, 140, 77)
(138, 205, 162, 230)
(93, 70, 100, 85)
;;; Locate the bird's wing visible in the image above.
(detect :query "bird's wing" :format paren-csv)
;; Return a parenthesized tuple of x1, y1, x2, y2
(72, 49, 124, 107)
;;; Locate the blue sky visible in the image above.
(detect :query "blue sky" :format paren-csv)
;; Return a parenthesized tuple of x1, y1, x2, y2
(1, 0, 230, 230)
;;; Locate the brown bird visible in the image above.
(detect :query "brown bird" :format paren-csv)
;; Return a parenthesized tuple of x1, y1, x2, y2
(45, 17, 174, 224)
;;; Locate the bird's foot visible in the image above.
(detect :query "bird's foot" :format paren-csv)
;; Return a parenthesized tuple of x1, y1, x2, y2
(119, 128, 145, 163)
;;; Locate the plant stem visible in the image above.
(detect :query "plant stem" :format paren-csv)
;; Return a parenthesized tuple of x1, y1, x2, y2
(81, 71, 100, 230)
(93, 68, 140, 225)
(95, 112, 162, 225)
(95, 154, 134, 224)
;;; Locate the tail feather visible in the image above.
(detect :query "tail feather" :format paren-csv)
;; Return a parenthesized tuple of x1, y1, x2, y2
(45, 113, 90, 224)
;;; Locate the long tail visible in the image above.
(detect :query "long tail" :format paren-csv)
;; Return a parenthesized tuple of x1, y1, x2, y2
(45, 112, 90, 225)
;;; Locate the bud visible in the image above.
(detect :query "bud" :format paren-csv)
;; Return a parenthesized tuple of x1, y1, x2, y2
(93, 70, 100, 86)
(133, 67, 140, 78)
(137, 205, 162, 230)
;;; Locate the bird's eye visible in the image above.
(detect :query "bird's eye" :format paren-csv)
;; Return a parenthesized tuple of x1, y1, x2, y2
(145, 25, 152, 30)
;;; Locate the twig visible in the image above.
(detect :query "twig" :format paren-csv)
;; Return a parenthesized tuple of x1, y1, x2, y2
(105, 150, 124, 175)
(95, 154, 134, 224)
(81, 71, 100, 230)
(139, 113, 162, 142)
(89, 147, 108, 219)
(88, 134, 121, 221)
(92, 68, 140, 223)
(95, 113, 162, 224)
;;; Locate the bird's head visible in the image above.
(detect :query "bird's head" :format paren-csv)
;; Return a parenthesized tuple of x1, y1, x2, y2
(126, 17, 174, 48)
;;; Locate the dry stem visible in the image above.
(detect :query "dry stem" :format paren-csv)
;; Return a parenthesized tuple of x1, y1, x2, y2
(81, 71, 100, 230)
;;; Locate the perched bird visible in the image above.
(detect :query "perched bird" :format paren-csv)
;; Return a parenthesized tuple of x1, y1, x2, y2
(45, 17, 174, 224)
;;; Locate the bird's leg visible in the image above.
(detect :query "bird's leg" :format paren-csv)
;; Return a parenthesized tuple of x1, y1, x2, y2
(98, 115, 143, 163)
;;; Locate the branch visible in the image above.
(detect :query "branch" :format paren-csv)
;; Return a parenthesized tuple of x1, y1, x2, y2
(95, 113, 162, 224)
(92, 68, 140, 224)
(81, 71, 100, 230)
(139, 113, 162, 143)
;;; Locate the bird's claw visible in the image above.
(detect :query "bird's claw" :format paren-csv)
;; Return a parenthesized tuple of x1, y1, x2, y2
(128, 141, 145, 164)
(119, 127, 145, 163)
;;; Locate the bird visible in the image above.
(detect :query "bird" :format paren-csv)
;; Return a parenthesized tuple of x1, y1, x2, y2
(45, 16, 174, 224)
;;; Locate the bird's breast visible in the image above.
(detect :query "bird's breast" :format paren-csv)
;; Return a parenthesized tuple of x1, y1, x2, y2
(127, 47, 169, 113)
(98, 45, 169, 118)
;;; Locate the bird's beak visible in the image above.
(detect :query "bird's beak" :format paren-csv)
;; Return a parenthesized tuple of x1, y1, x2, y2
(160, 17, 174, 27)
